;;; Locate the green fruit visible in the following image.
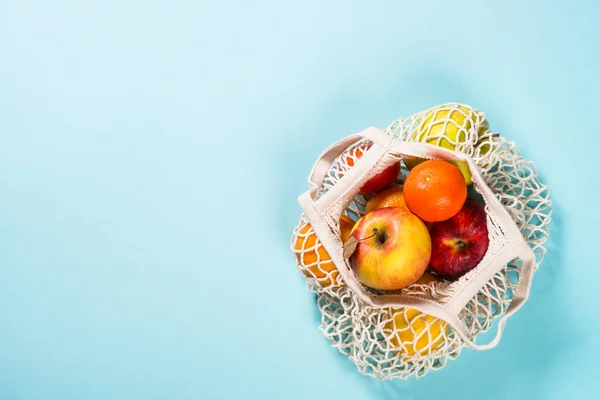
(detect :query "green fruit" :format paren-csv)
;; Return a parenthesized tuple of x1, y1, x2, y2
(403, 157, 423, 171)
(408, 105, 489, 185)
(475, 122, 494, 156)
(452, 160, 473, 185)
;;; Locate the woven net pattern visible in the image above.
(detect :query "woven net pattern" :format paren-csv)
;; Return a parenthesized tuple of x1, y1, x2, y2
(290, 103, 551, 380)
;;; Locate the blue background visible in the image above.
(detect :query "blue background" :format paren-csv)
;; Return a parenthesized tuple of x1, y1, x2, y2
(1, 1, 598, 399)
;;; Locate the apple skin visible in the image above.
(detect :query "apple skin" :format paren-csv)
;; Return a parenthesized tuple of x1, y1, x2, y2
(359, 162, 400, 196)
(365, 185, 408, 214)
(346, 145, 401, 196)
(349, 207, 431, 290)
(428, 198, 489, 280)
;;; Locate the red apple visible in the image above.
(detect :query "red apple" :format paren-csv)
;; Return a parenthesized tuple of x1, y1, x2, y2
(349, 207, 431, 290)
(346, 145, 400, 195)
(359, 163, 400, 196)
(429, 198, 489, 280)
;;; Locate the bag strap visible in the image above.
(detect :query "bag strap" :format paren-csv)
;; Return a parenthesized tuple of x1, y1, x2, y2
(363, 241, 535, 351)
(455, 241, 536, 350)
(301, 182, 537, 351)
(307, 127, 391, 198)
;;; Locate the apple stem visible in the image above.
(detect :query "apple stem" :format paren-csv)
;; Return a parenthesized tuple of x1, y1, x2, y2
(456, 240, 467, 249)
(359, 228, 379, 242)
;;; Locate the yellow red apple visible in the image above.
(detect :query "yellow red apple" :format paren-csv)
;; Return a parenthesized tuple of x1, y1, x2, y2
(429, 198, 489, 280)
(365, 185, 408, 214)
(349, 207, 431, 290)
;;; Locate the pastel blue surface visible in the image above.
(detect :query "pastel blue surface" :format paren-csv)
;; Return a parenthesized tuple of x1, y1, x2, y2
(1, 1, 599, 399)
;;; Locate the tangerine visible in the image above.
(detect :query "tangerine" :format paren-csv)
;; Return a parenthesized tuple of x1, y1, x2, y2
(405, 105, 490, 185)
(292, 215, 355, 286)
(403, 160, 467, 222)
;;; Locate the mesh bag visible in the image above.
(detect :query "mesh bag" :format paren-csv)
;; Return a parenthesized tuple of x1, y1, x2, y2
(290, 103, 551, 380)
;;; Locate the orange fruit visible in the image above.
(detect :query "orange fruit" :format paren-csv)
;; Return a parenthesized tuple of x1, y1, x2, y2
(365, 185, 408, 214)
(403, 160, 467, 222)
(339, 214, 355, 242)
(345, 144, 400, 195)
(404, 105, 490, 186)
(293, 215, 355, 286)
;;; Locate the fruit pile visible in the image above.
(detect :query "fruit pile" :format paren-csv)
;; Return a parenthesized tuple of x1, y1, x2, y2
(346, 157, 489, 291)
(292, 103, 551, 378)
(293, 104, 493, 357)
(295, 105, 491, 291)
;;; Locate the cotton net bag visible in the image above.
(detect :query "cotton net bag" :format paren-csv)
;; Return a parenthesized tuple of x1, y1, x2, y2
(290, 103, 551, 380)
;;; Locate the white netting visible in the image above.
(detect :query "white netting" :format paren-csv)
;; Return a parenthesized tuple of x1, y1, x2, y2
(290, 103, 551, 380)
